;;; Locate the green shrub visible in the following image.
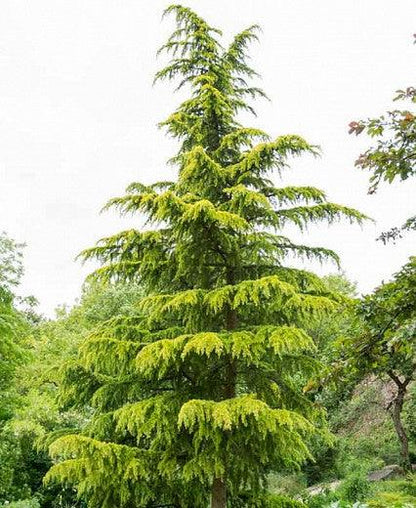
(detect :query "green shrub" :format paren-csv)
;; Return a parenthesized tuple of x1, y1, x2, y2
(232, 492, 306, 508)
(398, 475, 416, 497)
(265, 494, 306, 507)
(367, 490, 416, 507)
(339, 473, 372, 503)
(331, 440, 384, 482)
(268, 473, 307, 497)
(302, 436, 340, 485)
(304, 490, 340, 508)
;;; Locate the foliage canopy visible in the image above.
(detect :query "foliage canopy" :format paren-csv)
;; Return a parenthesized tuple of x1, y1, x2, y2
(45, 5, 365, 507)
(349, 39, 415, 242)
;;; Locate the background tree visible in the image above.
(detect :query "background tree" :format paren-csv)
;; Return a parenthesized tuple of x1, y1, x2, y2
(349, 37, 415, 242)
(0, 232, 33, 503)
(0, 280, 143, 507)
(0, 232, 24, 290)
(299, 274, 362, 487)
(339, 257, 416, 471)
(45, 6, 365, 507)
(0, 232, 27, 423)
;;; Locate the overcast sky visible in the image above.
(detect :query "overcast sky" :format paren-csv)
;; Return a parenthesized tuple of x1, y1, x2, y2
(1, 0, 415, 316)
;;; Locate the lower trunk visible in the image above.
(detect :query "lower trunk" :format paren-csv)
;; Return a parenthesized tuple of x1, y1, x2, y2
(390, 389, 411, 471)
(210, 358, 236, 508)
(210, 303, 237, 508)
(211, 477, 227, 508)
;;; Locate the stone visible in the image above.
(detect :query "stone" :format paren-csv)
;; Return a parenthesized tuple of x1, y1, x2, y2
(367, 464, 403, 481)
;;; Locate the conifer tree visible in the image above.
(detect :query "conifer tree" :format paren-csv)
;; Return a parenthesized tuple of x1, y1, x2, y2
(46, 6, 365, 507)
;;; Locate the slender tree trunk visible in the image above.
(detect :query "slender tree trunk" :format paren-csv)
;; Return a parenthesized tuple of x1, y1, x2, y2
(390, 389, 411, 471)
(210, 294, 238, 508)
(211, 477, 227, 508)
(388, 373, 411, 471)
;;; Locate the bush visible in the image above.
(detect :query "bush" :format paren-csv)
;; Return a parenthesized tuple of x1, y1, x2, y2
(367, 490, 416, 507)
(232, 492, 306, 508)
(268, 473, 307, 497)
(339, 473, 372, 503)
(398, 474, 416, 497)
(302, 436, 340, 485)
(265, 494, 306, 507)
(306, 491, 340, 508)
(365, 476, 416, 507)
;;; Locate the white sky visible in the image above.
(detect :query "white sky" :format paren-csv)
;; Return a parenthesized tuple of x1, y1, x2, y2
(0, 0, 415, 316)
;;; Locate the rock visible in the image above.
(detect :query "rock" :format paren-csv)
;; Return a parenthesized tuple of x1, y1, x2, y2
(367, 464, 403, 481)
(307, 480, 341, 496)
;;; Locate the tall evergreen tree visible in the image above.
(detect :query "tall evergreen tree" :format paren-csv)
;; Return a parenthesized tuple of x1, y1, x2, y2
(46, 6, 365, 507)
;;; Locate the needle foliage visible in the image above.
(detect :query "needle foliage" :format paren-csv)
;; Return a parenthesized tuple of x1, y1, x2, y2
(45, 6, 365, 507)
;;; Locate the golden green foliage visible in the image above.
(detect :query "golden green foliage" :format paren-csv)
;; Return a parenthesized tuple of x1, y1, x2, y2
(46, 5, 366, 506)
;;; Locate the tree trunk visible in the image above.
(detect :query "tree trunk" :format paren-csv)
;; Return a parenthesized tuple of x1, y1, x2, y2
(210, 295, 238, 508)
(390, 389, 411, 471)
(211, 477, 227, 508)
(387, 373, 411, 471)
